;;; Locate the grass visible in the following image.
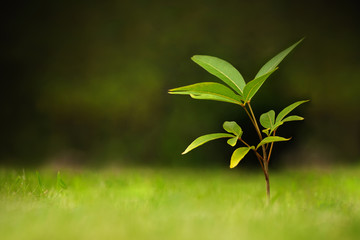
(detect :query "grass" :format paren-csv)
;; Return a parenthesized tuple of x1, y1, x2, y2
(1, 165, 360, 240)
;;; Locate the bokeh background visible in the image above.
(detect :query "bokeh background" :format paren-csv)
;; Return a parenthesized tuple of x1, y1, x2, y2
(2, 0, 359, 168)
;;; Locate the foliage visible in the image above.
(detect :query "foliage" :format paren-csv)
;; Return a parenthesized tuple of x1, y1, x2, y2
(169, 39, 308, 200)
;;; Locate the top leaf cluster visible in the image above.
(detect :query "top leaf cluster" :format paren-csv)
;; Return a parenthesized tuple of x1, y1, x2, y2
(169, 39, 303, 105)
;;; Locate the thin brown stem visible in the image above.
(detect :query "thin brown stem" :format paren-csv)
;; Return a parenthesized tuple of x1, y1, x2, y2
(255, 153, 265, 173)
(238, 138, 264, 160)
(243, 102, 270, 201)
(247, 103, 263, 141)
(248, 103, 268, 167)
(238, 137, 265, 172)
(267, 130, 276, 163)
(265, 171, 270, 203)
(252, 149, 265, 171)
(267, 144, 274, 163)
(239, 137, 250, 147)
(242, 105, 256, 126)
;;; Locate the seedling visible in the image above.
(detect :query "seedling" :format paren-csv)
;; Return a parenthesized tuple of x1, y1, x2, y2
(169, 39, 308, 201)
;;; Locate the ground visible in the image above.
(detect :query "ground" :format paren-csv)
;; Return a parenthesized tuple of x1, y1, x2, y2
(1, 165, 360, 240)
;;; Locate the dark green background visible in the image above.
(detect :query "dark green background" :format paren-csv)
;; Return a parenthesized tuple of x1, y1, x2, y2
(2, 0, 359, 167)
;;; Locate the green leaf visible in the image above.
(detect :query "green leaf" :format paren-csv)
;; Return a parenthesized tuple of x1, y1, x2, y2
(227, 137, 238, 147)
(169, 82, 243, 105)
(262, 128, 270, 136)
(191, 55, 246, 95)
(230, 147, 252, 168)
(189, 93, 244, 105)
(275, 100, 309, 123)
(223, 121, 243, 137)
(182, 133, 234, 155)
(260, 110, 275, 129)
(271, 121, 283, 132)
(282, 115, 304, 123)
(256, 136, 290, 149)
(255, 38, 304, 78)
(242, 68, 277, 102)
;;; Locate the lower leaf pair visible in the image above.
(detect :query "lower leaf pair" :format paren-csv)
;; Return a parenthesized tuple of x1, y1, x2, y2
(181, 121, 252, 168)
(182, 121, 290, 168)
(182, 121, 243, 155)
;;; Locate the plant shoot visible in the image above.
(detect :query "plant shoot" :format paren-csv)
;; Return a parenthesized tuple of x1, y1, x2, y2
(169, 39, 309, 201)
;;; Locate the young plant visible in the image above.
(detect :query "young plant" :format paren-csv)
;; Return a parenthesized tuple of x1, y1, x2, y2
(169, 39, 308, 201)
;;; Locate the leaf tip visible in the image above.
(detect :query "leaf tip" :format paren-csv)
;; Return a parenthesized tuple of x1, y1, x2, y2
(181, 147, 190, 155)
(291, 38, 305, 49)
(229, 162, 238, 168)
(298, 37, 306, 43)
(191, 55, 201, 62)
(168, 87, 177, 93)
(181, 150, 188, 155)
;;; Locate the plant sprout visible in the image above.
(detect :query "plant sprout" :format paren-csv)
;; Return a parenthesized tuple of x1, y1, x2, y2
(169, 39, 308, 201)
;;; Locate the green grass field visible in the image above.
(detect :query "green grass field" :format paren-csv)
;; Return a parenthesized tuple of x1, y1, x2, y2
(1, 165, 360, 240)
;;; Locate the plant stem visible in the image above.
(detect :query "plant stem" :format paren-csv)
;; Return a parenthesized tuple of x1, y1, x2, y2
(238, 137, 265, 171)
(247, 102, 270, 202)
(247, 103, 263, 141)
(267, 130, 276, 163)
(242, 106, 256, 127)
(247, 103, 268, 166)
(265, 171, 270, 204)
(255, 153, 265, 174)
(263, 162, 270, 203)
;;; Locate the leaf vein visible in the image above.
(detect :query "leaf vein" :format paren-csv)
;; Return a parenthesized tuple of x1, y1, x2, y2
(177, 90, 242, 105)
(200, 61, 243, 93)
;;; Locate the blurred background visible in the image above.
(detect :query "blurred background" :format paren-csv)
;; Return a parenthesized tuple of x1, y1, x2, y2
(1, 0, 359, 168)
